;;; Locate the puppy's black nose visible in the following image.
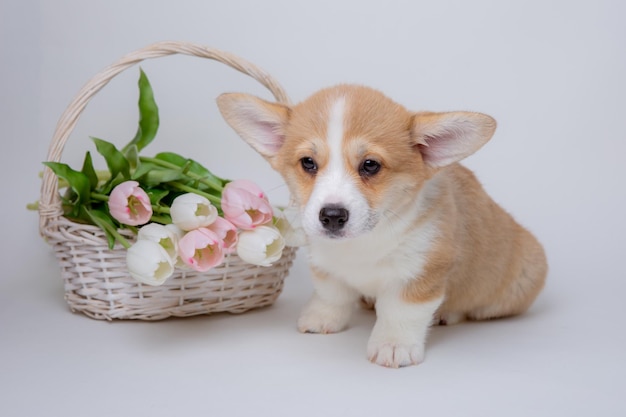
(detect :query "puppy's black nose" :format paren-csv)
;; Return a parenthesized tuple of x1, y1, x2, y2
(319, 205, 349, 231)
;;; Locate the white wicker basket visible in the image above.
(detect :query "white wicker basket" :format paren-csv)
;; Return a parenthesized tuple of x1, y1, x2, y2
(39, 41, 297, 321)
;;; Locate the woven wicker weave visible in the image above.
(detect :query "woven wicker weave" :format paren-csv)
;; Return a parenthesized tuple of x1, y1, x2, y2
(39, 41, 296, 321)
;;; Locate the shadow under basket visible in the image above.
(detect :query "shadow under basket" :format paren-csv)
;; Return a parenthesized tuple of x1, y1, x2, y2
(38, 41, 297, 320)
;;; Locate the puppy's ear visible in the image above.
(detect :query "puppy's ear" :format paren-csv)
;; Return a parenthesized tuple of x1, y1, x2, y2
(217, 93, 290, 161)
(411, 111, 496, 169)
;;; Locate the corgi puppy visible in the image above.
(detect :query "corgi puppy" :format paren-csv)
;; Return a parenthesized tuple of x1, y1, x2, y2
(217, 85, 547, 368)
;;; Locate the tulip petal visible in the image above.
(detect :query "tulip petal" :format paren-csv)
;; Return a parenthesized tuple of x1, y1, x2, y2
(126, 239, 174, 286)
(108, 180, 153, 226)
(222, 180, 274, 230)
(273, 206, 307, 247)
(138, 223, 180, 260)
(170, 193, 218, 231)
(178, 228, 224, 271)
(236, 225, 285, 267)
(207, 217, 239, 252)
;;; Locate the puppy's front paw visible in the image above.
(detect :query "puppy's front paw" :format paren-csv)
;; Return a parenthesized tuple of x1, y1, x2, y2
(297, 298, 353, 334)
(365, 295, 440, 367)
(367, 340, 424, 368)
(366, 320, 427, 368)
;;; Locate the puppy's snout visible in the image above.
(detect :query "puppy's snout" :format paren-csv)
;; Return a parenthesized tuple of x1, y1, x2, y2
(319, 205, 349, 231)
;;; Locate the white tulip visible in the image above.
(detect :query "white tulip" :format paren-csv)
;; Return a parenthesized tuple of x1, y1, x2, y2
(170, 193, 218, 231)
(126, 239, 175, 286)
(137, 223, 181, 260)
(236, 225, 285, 267)
(165, 223, 185, 240)
(273, 205, 307, 247)
(164, 224, 187, 268)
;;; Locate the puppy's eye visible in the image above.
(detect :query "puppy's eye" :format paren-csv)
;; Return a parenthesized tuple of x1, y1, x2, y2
(360, 159, 381, 177)
(300, 157, 318, 174)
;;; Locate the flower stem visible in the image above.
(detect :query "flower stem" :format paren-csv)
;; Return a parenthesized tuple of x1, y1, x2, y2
(169, 182, 222, 206)
(91, 192, 109, 202)
(152, 205, 170, 214)
(108, 227, 132, 249)
(84, 207, 132, 249)
(150, 214, 172, 224)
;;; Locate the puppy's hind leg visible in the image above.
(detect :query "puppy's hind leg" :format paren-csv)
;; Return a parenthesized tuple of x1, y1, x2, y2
(432, 311, 465, 326)
(469, 232, 547, 321)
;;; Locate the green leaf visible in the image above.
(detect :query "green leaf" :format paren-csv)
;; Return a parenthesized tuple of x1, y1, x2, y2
(131, 162, 185, 186)
(83, 207, 131, 249)
(154, 151, 187, 167)
(124, 144, 140, 172)
(131, 162, 158, 181)
(92, 137, 130, 181)
(84, 208, 116, 248)
(81, 151, 98, 190)
(122, 68, 159, 154)
(143, 169, 186, 187)
(43, 162, 91, 217)
(146, 189, 169, 205)
(186, 159, 215, 179)
(154, 152, 223, 186)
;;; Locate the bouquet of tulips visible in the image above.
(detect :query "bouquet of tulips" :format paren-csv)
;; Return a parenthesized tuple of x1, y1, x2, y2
(41, 69, 302, 286)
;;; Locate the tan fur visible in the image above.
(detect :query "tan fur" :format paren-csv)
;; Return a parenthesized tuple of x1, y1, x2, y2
(217, 84, 547, 326)
(268, 86, 424, 214)
(398, 163, 547, 322)
(400, 196, 453, 305)
(431, 165, 547, 321)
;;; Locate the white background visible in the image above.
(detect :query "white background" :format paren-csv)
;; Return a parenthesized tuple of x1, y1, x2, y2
(2, 1, 625, 416)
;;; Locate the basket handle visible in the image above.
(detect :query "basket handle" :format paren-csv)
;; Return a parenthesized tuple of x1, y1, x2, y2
(39, 41, 290, 234)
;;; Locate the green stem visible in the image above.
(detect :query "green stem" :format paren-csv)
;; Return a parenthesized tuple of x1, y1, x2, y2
(139, 156, 224, 191)
(107, 226, 132, 249)
(84, 207, 132, 249)
(91, 192, 109, 202)
(152, 205, 170, 214)
(169, 182, 222, 206)
(150, 214, 172, 224)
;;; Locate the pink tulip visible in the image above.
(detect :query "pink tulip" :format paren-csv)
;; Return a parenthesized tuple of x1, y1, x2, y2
(177, 228, 224, 272)
(207, 216, 239, 253)
(108, 181, 152, 226)
(221, 179, 273, 230)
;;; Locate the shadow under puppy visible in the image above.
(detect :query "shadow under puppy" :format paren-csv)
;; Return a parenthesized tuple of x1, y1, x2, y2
(217, 85, 547, 368)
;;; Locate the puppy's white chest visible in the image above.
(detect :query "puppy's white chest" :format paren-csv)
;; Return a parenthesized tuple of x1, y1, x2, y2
(308, 223, 435, 297)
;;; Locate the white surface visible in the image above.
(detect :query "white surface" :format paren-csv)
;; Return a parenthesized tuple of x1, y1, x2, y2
(2, 1, 625, 416)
